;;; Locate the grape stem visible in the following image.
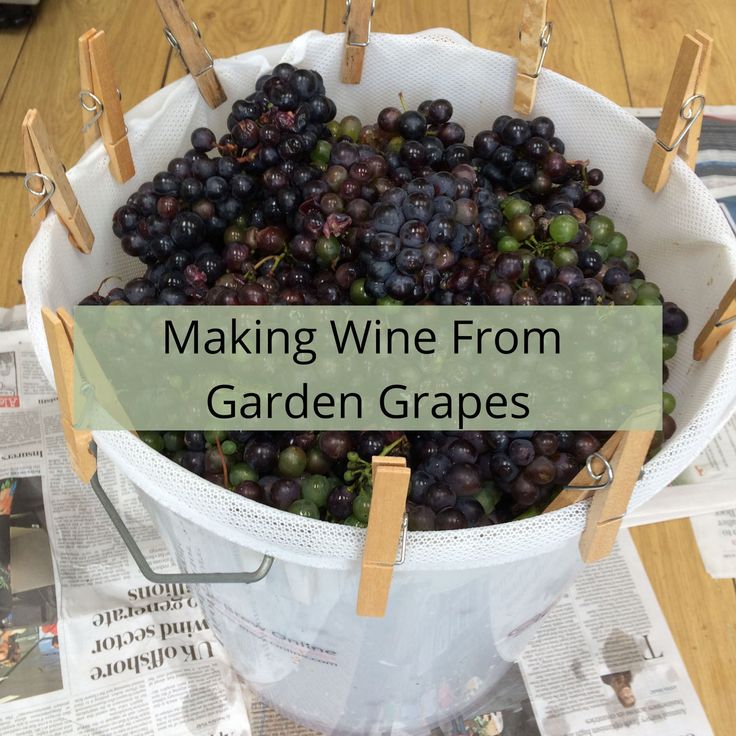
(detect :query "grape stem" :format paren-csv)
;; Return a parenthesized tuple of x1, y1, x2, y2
(253, 252, 285, 275)
(94, 275, 123, 296)
(214, 436, 230, 488)
(380, 435, 406, 456)
(398, 92, 409, 113)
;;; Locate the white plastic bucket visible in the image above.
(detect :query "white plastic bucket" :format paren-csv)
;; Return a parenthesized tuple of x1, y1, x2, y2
(23, 30, 736, 735)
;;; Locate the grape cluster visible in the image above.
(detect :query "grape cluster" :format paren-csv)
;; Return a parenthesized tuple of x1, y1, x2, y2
(138, 429, 406, 527)
(136, 428, 611, 529)
(81, 66, 690, 529)
(405, 429, 602, 529)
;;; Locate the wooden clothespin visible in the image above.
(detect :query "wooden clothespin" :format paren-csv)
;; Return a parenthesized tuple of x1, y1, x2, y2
(579, 430, 654, 563)
(643, 33, 708, 192)
(78, 29, 135, 183)
(678, 31, 713, 170)
(693, 280, 736, 361)
(155, 0, 226, 109)
(22, 109, 94, 253)
(79, 29, 101, 149)
(341, 0, 375, 85)
(543, 431, 623, 514)
(41, 307, 96, 483)
(356, 455, 410, 617)
(513, 0, 552, 115)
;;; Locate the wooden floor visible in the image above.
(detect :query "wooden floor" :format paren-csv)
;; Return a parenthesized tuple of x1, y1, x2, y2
(1, 1, 735, 732)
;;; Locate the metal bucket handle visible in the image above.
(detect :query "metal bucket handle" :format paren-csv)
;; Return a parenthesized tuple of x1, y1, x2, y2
(89, 440, 274, 584)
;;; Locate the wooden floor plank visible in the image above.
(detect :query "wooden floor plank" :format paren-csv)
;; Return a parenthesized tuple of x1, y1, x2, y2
(323, 0, 469, 37)
(470, 0, 631, 106)
(0, 0, 170, 172)
(632, 520, 736, 736)
(0, 175, 29, 308)
(612, 0, 736, 106)
(0, 25, 30, 104)
(164, 1, 327, 85)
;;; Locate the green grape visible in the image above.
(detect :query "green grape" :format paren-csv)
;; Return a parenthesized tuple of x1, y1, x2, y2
(170, 449, 186, 465)
(306, 447, 331, 474)
(589, 215, 614, 244)
(310, 139, 331, 166)
(326, 121, 341, 138)
(630, 278, 645, 291)
(622, 250, 640, 273)
(663, 391, 676, 414)
(220, 440, 238, 455)
(553, 246, 578, 267)
(229, 463, 258, 486)
(475, 482, 502, 514)
(204, 430, 227, 445)
(549, 214, 579, 243)
(340, 115, 362, 142)
(277, 446, 307, 478)
(224, 224, 247, 245)
(163, 432, 184, 452)
(663, 335, 678, 361)
(344, 515, 367, 528)
(349, 278, 375, 305)
(315, 236, 340, 264)
(590, 243, 609, 261)
(352, 492, 371, 523)
(515, 506, 540, 520)
(497, 235, 520, 252)
(508, 214, 535, 241)
(607, 232, 628, 258)
(387, 136, 403, 154)
(502, 197, 532, 218)
(289, 499, 320, 519)
(520, 250, 533, 280)
(377, 295, 403, 306)
(637, 281, 661, 299)
(636, 295, 661, 306)
(140, 431, 165, 452)
(301, 475, 331, 507)
(612, 283, 637, 305)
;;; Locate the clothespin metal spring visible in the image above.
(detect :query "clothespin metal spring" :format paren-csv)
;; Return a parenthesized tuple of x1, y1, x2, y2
(24, 172, 56, 218)
(79, 87, 123, 135)
(520, 20, 553, 80)
(164, 20, 214, 79)
(343, 0, 376, 48)
(656, 93, 705, 153)
(716, 314, 736, 327)
(562, 451, 614, 493)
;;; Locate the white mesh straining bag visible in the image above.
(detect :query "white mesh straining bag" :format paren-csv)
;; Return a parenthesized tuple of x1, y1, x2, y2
(23, 29, 736, 569)
(21, 31, 736, 733)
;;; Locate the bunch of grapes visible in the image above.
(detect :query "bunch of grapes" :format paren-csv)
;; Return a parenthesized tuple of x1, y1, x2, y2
(81, 65, 690, 530)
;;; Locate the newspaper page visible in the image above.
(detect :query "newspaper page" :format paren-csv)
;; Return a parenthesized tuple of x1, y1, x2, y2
(0, 307, 251, 735)
(519, 529, 713, 736)
(690, 509, 736, 578)
(679, 415, 736, 578)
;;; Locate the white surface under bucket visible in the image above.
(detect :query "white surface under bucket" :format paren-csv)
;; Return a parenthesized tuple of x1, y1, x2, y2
(23, 30, 736, 735)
